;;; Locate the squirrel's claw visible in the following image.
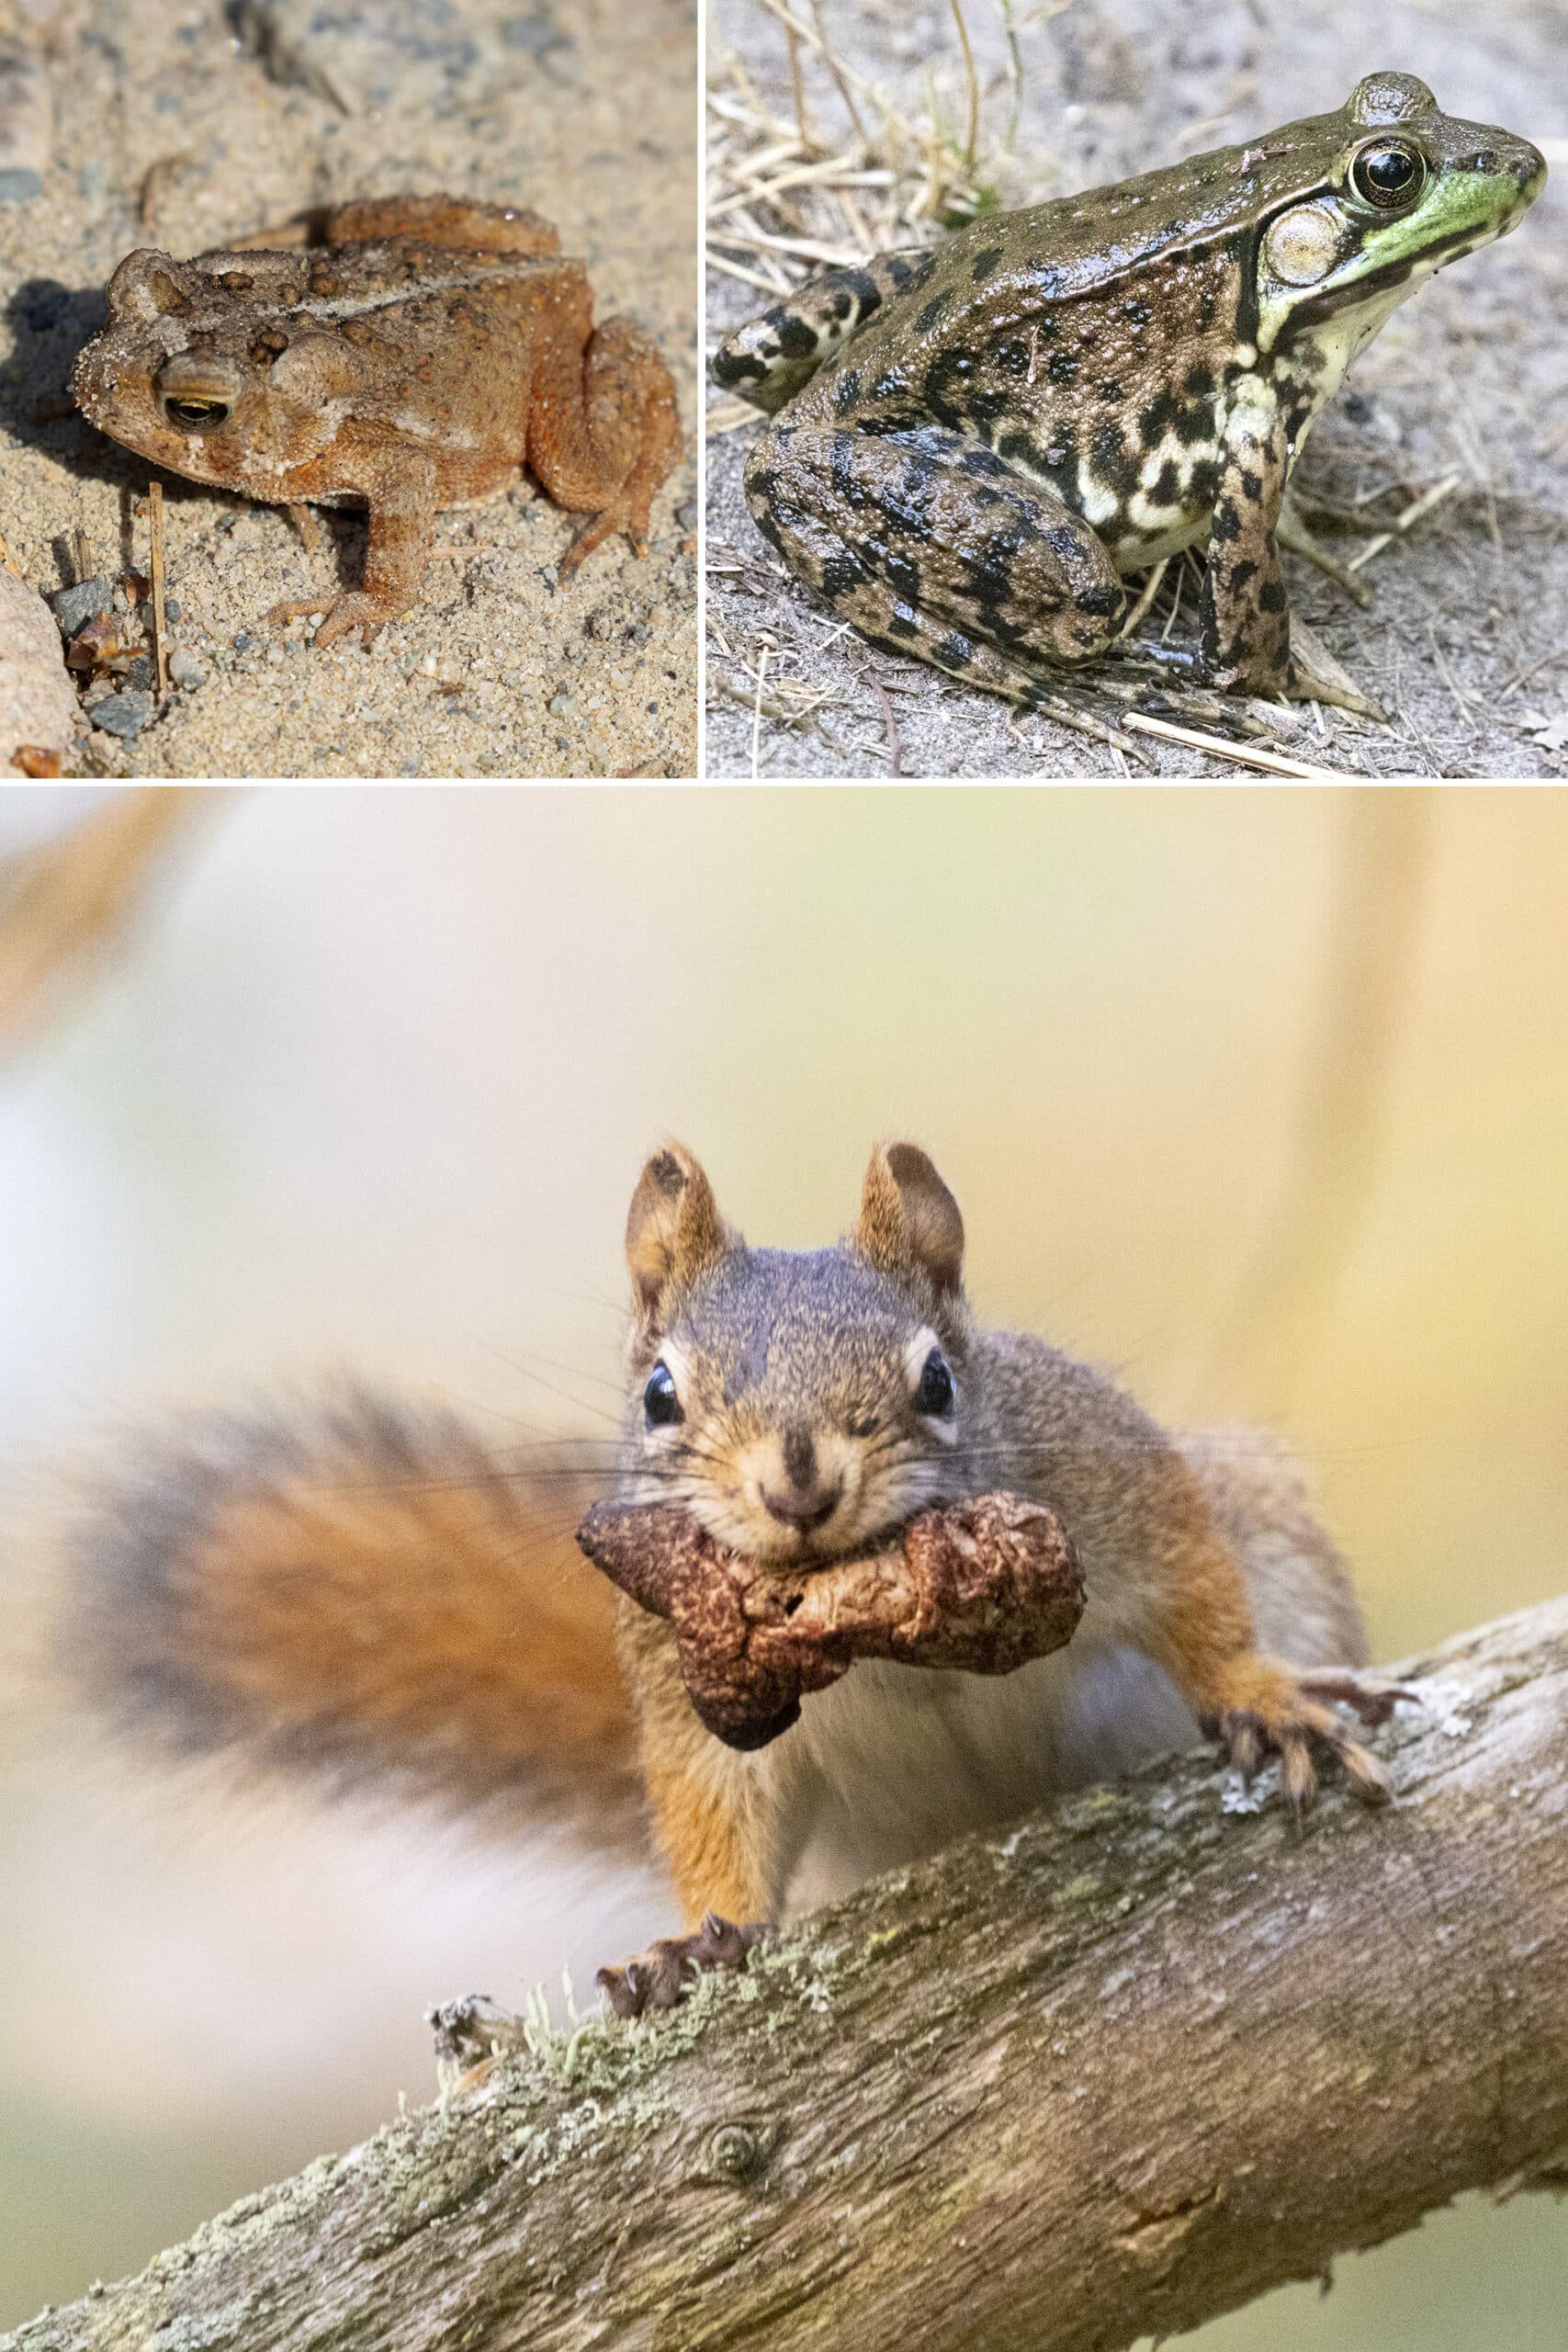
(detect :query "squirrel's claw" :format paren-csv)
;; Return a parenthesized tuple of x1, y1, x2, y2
(597, 1912, 767, 2021)
(1203, 1656, 1409, 1814)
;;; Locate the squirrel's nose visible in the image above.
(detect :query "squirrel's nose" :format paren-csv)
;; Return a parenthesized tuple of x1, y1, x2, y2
(761, 1483, 841, 1533)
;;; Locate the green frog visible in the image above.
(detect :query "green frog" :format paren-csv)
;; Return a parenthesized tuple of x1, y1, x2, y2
(713, 72, 1545, 704)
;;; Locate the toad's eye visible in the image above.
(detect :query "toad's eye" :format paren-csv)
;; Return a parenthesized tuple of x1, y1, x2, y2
(1351, 141, 1426, 209)
(164, 396, 231, 430)
(643, 1362, 682, 1428)
(915, 1348, 954, 1418)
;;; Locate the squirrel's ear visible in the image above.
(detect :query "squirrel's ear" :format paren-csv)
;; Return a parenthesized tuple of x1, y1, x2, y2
(626, 1143, 733, 1318)
(854, 1143, 965, 1297)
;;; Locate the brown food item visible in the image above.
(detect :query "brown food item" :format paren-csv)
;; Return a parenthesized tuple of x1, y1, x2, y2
(576, 1492, 1086, 1750)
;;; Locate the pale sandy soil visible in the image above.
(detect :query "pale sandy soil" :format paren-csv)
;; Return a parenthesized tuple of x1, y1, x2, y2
(1, 0, 697, 777)
(705, 0, 1568, 779)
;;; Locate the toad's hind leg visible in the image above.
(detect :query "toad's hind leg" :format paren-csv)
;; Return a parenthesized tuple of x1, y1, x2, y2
(530, 319, 683, 579)
(746, 422, 1127, 695)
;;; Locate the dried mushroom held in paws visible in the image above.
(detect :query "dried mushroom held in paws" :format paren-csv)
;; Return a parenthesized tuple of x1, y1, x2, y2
(576, 1490, 1087, 1749)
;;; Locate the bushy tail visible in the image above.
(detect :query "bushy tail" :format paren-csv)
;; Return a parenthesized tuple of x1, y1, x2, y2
(64, 1388, 644, 1851)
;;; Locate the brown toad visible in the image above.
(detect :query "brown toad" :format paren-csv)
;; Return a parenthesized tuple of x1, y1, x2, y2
(73, 194, 682, 647)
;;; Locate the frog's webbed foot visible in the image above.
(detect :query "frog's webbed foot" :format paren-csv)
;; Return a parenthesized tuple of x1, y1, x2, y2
(596, 1913, 767, 2020)
(1283, 614, 1390, 722)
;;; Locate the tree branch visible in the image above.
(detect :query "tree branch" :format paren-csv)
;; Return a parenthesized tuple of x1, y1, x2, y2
(9, 1598, 1567, 2352)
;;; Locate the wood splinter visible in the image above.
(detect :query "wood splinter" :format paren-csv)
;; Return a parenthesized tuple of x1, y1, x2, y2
(576, 1490, 1087, 1749)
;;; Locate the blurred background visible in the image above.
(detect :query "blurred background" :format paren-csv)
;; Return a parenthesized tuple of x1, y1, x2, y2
(0, 786, 1563, 2340)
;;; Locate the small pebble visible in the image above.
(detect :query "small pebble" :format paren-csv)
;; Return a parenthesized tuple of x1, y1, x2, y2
(168, 647, 206, 691)
(90, 689, 155, 740)
(125, 653, 155, 690)
(49, 575, 114, 635)
(231, 629, 254, 650)
(266, 642, 285, 665)
(547, 688, 572, 715)
(164, 598, 181, 623)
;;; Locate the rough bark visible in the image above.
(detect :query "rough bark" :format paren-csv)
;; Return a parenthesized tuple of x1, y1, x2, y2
(8, 1598, 1567, 2352)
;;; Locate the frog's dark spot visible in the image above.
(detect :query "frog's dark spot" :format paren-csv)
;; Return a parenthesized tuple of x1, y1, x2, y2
(970, 246, 1005, 285)
(1260, 579, 1288, 613)
(1046, 348, 1078, 387)
(1032, 311, 1059, 343)
(840, 270, 883, 318)
(1090, 420, 1139, 500)
(882, 548, 922, 605)
(1045, 524, 1085, 563)
(885, 600, 920, 639)
(914, 291, 953, 335)
(934, 630, 976, 670)
(903, 253, 939, 295)
(1137, 390, 1184, 447)
(833, 368, 863, 414)
(961, 446, 1010, 479)
(1178, 403, 1214, 448)
(1211, 500, 1242, 543)
(923, 346, 978, 429)
(1228, 558, 1258, 594)
(819, 551, 870, 599)
(1123, 296, 1153, 328)
(1097, 378, 1123, 404)
(1151, 459, 1180, 506)
(830, 435, 875, 510)
(871, 368, 907, 402)
(1190, 458, 1223, 505)
(711, 347, 765, 385)
(776, 316, 820, 360)
(967, 390, 1011, 435)
(249, 327, 290, 366)
(1074, 583, 1117, 616)
(1238, 469, 1264, 503)
(751, 504, 786, 556)
(994, 338, 1030, 377)
(964, 532, 1020, 608)
(829, 288, 855, 322)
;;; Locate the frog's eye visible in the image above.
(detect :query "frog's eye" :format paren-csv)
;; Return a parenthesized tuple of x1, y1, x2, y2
(643, 1362, 683, 1428)
(163, 396, 231, 431)
(1350, 141, 1427, 210)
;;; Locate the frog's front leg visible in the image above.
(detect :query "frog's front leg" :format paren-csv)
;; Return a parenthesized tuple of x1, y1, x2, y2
(266, 447, 439, 648)
(745, 422, 1126, 699)
(1198, 374, 1296, 697)
(713, 248, 938, 414)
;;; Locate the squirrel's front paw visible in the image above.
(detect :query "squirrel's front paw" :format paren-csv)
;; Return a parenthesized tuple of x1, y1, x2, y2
(596, 1912, 767, 2020)
(1201, 1655, 1404, 1811)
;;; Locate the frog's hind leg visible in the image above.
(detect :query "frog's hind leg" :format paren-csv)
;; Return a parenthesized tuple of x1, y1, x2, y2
(745, 421, 1127, 697)
(530, 320, 683, 579)
(712, 247, 938, 414)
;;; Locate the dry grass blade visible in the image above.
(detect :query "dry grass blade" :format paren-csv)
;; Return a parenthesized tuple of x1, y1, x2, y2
(148, 481, 170, 699)
(1122, 713, 1345, 779)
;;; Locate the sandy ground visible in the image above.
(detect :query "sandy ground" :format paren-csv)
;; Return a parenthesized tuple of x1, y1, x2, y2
(705, 0, 1568, 779)
(0, 0, 697, 778)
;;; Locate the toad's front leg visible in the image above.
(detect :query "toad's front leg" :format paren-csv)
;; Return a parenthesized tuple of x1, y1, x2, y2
(266, 448, 439, 648)
(745, 419, 1128, 703)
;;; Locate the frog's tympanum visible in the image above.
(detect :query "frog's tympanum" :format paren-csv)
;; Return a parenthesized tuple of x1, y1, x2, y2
(74, 196, 682, 647)
(714, 74, 1544, 703)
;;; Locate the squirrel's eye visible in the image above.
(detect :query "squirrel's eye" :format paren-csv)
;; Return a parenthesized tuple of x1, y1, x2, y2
(1350, 141, 1425, 209)
(915, 1348, 954, 1417)
(643, 1363, 682, 1427)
